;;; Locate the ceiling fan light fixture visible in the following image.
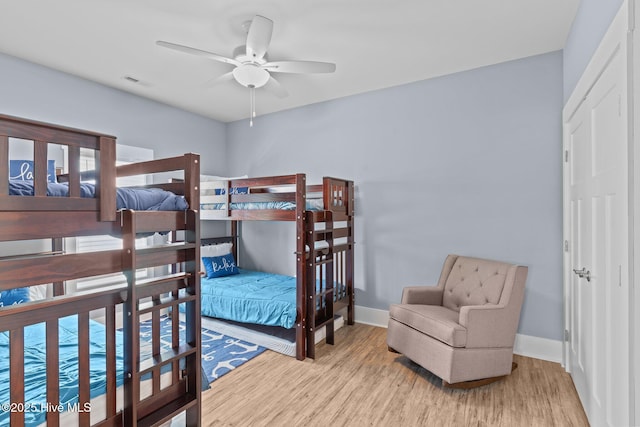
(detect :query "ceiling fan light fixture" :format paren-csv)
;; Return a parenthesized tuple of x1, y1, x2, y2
(232, 63, 270, 88)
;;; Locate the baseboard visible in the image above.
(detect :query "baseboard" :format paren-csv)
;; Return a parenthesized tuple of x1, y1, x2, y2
(354, 305, 563, 364)
(354, 305, 390, 327)
(513, 334, 563, 363)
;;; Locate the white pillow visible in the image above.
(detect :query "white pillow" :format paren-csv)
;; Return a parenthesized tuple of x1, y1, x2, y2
(200, 243, 233, 273)
(29, 284, 49, 301)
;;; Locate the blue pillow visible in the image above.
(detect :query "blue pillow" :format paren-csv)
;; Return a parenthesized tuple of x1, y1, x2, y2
(203, 253, 239, 278)
(9, 160, 57, 183)
(214, 187, 248, 196)
(0, 287, 30, 307)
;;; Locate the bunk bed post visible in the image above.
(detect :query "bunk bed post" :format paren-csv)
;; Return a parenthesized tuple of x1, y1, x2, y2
(184, 208, 202, 426)
(121, 209, 140, 426)
(0, 134, 7, 196)
(185, 153, 203, 425)
(304, 214, 316, 359)
(346, 181, 355, 325)
(225, 178, 232, 217)
(295, 173, 307, 360)
(67, 144, 81, 198)
(184, 153, 200, 211)
(33, 139, 48, 196)
(231, 220, 239, 263)
(99, 136, 117, 222)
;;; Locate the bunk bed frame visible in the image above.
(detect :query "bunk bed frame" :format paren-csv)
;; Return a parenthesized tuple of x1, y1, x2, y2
(200, 174, 355, 360)
(0, 114, 201, 426)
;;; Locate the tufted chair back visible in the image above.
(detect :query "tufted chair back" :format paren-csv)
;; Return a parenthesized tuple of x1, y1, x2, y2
(441, 255, 511, 312)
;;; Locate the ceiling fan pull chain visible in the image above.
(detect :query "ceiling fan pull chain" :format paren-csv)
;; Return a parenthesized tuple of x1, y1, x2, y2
(252, 86, 256, 118)
(249, 86, 255, 127)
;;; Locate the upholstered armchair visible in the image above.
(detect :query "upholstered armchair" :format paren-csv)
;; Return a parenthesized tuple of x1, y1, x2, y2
(387, 254, 528, 387)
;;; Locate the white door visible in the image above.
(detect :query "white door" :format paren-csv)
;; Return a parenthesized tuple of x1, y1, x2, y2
(568, 97, 591, 420)
(567, 47, 629, 427)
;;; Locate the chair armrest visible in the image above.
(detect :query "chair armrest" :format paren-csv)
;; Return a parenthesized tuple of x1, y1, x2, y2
(401, 286, 443, 305)
(459, 305, 518, 348)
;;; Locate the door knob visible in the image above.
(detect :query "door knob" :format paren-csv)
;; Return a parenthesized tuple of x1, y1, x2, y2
(573, 268, 591, 282)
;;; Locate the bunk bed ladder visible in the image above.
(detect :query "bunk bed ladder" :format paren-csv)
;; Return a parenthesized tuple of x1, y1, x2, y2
(121, 209, 201, 427)
(305, 212, 336, 359)
(322, 213, 336, 347)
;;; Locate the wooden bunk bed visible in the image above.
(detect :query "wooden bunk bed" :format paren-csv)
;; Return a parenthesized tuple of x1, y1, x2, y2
(199, 174, 355, 360)
(0, 114, 201, 426)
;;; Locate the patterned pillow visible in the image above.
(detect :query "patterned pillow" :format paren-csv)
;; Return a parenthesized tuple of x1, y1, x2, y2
(203, 253, 239, 279)
(214, 187, 248, 195)
(200, 242, 233, 274)
(0, 287, 30, 307)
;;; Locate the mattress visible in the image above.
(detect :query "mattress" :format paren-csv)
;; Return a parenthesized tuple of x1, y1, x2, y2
(200, 269, 298, 329)
(0, 316, 125, 426)
(0, 315, 179, 426)
(8, 180, 189, 211)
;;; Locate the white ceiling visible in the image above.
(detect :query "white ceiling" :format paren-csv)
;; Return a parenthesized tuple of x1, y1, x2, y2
(0, 0, 579, 123)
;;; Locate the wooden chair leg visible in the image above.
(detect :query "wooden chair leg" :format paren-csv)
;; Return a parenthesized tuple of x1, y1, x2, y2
(442, 362, 518, 389)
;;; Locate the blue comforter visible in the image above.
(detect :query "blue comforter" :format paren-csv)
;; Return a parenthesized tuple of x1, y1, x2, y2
(0, 316, 125, 426)
(9, 180, 188, 211)
(200, 269, 297, 329)
(200, 199, 323, 212)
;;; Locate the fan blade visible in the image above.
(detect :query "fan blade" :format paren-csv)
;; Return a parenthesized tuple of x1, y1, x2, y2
(156, 41, 239, 66)
(263, 76, 288, 98)
(246, 15, 273, 61)
(263, 60, 336, 74)
(203, 72, 235, 88)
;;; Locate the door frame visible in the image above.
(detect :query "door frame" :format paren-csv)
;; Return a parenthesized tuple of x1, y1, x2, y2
(562, 0, 635, 424)
(632, 0, 639, 423)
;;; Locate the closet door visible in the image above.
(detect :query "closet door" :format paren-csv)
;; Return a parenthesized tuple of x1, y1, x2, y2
(566, 43, 629, 427)
(567, 98, 591, 419)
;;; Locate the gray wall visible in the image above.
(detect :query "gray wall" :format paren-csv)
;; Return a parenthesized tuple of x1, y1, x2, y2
(227, 51, 564, 341)
(0, 49, 565, 341)
(563, 0, 624, 101)
(0, 52, 227, 237)
(0, 52, 226, 166)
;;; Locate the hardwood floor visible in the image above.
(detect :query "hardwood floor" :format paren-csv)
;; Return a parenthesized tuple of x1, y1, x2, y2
(201, 323, 589, 426)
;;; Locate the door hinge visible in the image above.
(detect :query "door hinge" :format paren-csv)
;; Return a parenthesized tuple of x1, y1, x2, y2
(619, 265, 622, 287)
(564, 329, 570, 342)
(564, 150, 569, 163)
(564, 240, 569, 252)
(618, 94, 622, 117)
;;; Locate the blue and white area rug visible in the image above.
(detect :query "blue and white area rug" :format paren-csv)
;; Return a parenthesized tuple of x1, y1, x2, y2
(139, 316, 266, 384)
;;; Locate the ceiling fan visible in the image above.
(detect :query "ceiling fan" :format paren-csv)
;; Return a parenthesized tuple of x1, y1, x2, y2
(156, 15, 336, 126)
